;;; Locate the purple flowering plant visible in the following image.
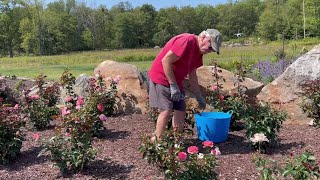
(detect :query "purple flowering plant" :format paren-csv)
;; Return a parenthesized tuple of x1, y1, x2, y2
(250, 59, 294, 84)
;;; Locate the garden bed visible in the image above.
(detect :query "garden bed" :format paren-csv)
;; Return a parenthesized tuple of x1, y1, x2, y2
(0, 114, 319, 179)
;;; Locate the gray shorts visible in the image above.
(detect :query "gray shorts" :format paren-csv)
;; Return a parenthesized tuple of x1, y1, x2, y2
(149, 81, 186, 111)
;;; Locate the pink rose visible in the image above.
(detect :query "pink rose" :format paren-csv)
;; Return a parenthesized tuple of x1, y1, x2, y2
(61, 107, 71, 116)
(99, 114, 107, 121)
(0, 97, 3, 102)
(76, 105, 81, 110)
(178, 152, 187, 161)
(13, 104, 19, 110)
(30, 94, 40, 100)
(187, 146, 199, 154)
(33, 133, 39, 141)
(203, 141, 214, 148)
(211, 147, 221, 156)
(97, 103, 105, 112)
(76, 96, 84, 106)
(211, 85, 218, 91)
(113, 75, 121, 84)
(65, 96, 73, 102)
(219, 95, 224, 100)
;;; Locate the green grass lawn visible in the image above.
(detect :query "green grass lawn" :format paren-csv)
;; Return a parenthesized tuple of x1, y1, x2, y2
(0, 39, 318, 80)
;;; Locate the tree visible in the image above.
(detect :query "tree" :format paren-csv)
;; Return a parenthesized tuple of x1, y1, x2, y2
(194, 5, 219, 32)
(257, 0, 286, 40)
(113, 12, 139, 48)
(135, 4, 157, 47)
(216, 2, 260, 39)
(152, 7, 179, 46)
(179, 6, 201, 34)
(0, 0, 25, 57)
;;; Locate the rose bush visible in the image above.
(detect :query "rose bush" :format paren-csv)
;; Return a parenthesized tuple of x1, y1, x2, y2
(207, 61, 249, 128)
(300, 79, 320, 127)
(139, 130, 219, 179)
(254, 151, 320, 179)
(245, 104, 287, 153)
(21, 74, 59, 130)
(39, 71, 120, 174)
(39, 107, 97, 174)
(0, 101, 26, 164)
(84, 73, 118, 137)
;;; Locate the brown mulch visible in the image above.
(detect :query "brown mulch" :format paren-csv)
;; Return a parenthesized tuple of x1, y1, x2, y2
(1, 77, 320, 179)
(0, 114, 320, 180)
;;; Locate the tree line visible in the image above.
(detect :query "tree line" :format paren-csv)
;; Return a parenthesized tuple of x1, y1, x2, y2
(0, 0, 319, 57)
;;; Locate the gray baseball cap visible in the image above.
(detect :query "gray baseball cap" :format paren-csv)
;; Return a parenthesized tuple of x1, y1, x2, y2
(206, 29, 222, 54)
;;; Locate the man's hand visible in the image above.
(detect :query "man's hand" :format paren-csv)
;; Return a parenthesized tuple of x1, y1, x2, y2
(170, 83, 184, 102)
(196, 93, 206, 109)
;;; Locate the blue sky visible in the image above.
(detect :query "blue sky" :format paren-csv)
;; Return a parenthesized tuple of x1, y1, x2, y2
(45, 0, 228, 10)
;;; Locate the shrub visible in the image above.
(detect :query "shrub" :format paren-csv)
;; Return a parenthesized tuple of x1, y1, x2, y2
(39, 105, 96, 174)
(254, 151, 320, 179)
(245, 104, 287, 153)
(300, 79, 320, 127)
(22, 93, 59, 130)
(207, 61, 249, 127)
(0, 103, 25, 164)
(84, 73, 118, 136)
(139, 130, 219, 179)
(21, 74, 59, 130)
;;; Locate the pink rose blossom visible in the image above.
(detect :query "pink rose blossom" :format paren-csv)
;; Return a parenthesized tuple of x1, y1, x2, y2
(13, 104, 19, 110)
(178, 152, 187, 161)
(30, 94, 40, 100)
(65, 132, 71, 137)
(113, 75, 121, 84)
(211, 147, 221, 156)
(211, 85, 218, 91)
(61, 107, 71, 116)
(187, 146, 199, 154)
(76, 96, 84, 106)
(97, 103, 105, 112)
(0, 97, 3, 102)
(99, 114, 107, 121)
(65, 96, 73, 102)
(33, 133, 39, 141)
(219, 95, 224, 100)
(203, 141, 214, 148)
(76, 105, 81, 110)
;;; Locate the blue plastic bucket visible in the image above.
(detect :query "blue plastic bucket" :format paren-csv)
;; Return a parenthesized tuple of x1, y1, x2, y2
(195, 111, 233, 143)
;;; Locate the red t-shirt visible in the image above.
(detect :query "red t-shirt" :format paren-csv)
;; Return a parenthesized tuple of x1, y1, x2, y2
(148, 33, 203, 90)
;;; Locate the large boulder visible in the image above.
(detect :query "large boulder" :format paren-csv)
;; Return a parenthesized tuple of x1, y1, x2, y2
(94, 60, 148, 114)
(184, 66, 264, 97)
(183, 66, 264, 110)
(94, 61, 263, 114)
(257, 44, 320, 124)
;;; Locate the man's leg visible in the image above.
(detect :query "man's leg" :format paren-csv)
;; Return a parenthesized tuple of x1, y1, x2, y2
(172, 110, 186, 133)
(155, 109, 171, 140)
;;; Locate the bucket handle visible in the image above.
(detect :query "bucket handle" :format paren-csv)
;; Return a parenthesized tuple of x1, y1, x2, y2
(227, 110, 233, 115)
(192, 109, 205, 116)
